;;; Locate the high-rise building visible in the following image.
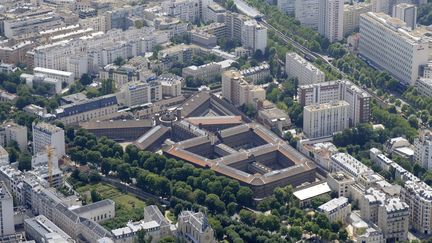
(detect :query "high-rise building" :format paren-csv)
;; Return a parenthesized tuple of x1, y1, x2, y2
(222, 70, 266, 107)
(32, 122, 65, 157)
(295, 0, 320, 30)
(285, 52, 325, 85)
(318, 0, 344, 42)
(414, 130, 432, 169)
(277, 0, 295, 15)
(371, 0, 391, 14)
(241, 20, 267, 53)
(298, 80, 371, 126)
(343, 2, 372, 36)
(303, 101, 349, 138)
(359, 12, 429, 85)
(392, 3, 417, 30)
(0, 182, 14, 236)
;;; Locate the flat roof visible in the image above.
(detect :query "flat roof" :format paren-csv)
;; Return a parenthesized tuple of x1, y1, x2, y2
(293, 182, 331, 201)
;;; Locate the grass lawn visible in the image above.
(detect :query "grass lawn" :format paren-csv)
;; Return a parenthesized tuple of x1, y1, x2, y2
(75, 182, 146, 230)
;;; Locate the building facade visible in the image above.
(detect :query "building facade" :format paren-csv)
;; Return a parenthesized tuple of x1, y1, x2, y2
(303, 101, 349, 138)
(359, 12, 429, 85)
(298, 80, 371, 126)
(32, 122, 65, 157)
(318, 0, 344, 42)
(285, 52, 325, 85)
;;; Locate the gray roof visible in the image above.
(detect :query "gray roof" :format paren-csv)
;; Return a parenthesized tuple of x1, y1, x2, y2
(72, 199, 114, 215)
(144, 205, 169, 226)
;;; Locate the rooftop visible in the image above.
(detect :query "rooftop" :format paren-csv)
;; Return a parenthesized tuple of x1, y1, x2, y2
(293, 183, 331, 201)
(318, 197, 349, 212)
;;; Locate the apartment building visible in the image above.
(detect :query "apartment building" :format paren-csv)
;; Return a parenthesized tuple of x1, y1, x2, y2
(240, 63, 271, 83)
(303, 101, 349, 138)
(0, 40, 35, 66)
(343, 2, 372, 36)
(331, 153, 372, 178)
(414, 130, 432, 169)
(402, 180, 432, 234)
(392, 3, 417, 30)
(378, 198, 409, 242)
(182, 62, 222, 82)
(318, 197, 351, 223)
(241, 20, 267, 52)
(158, 74, 183, 98)
(295, 0, 320, 30)
(0, 182, 14, 237)
(120, 81, 162, 107)
(177, 211, 216, 243)
(34, 28, 160, 75)
(222, 70, 266, 107)
(204, 4, 226, 23)
(99, 64, 139, 88)
(327, 172, 355, 198)
(359, 12, 429, 85)
(298, 80, 371, 126)
(32, 122, 65, 157)
(55, 94, 118, 125)
(161, 0, 200, 23)
(3, 10, 65, 39)
(371, 0, 391, 14)
(285, 52, 325, 85)
(0, 122, 27, 151)
(277, 0, 295, 15)
(318, 0, 344, 42)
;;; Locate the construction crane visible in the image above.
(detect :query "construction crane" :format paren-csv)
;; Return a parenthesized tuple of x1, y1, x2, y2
(46, 145, 54, 186)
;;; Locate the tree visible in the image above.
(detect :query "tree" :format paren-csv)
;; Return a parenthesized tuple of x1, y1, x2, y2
(100, 79, 115, 95)
(18, 153, 31, 171)
(91, 189, 102, 202)
(239, 209, 256, 225)
(80, 74, 92, 85)
(255, 214, 280, 232)
(114, 57, 126, 66)
(236, 187, 253, 207)
(205, 194, 226, 214)
(288, 226, 303, 240)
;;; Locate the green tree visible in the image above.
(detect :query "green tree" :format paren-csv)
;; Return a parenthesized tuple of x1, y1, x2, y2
(91, 189, 102, 202)
(100, 79, 115, 95)
(18, 153, 31, 171)
(80, 74, 92, 85)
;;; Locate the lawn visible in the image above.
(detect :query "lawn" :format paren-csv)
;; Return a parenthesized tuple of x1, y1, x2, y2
(75, 183, 146, 230)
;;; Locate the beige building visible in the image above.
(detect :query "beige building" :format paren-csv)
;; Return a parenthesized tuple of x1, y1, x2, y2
(343, 2, 372, 36)
(298, 80, 371, 126)
(182, 62, 222, 82)
(402, 181, 432, 234)
(318, 197, 351, 223)
(303, 101, 349, 138)
(71, 199, 115, 223)
(318, 0, 344, 42)
(285, 52, 325, 85)
(378, 198, 409, 242)
(0, 122, 27, 151)
(327, 172, 355, 198)
(222, 70, 265, 107)
(160, 76, 182, 98)
(55, 94, 118, 125)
